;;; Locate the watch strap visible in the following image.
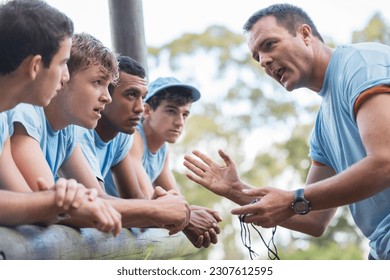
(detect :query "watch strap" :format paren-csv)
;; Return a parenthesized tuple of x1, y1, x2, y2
(295, 188, 304, 199)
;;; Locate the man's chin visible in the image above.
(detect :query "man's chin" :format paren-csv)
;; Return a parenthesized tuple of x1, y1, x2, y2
(34, 95, 55, 107)
(167, 138, 178, 144)
(81, 120, 98, 130)
(123, 127, 135, 135)
(281, 81, 295, 92)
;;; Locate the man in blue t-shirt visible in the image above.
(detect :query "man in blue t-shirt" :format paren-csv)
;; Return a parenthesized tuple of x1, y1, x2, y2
(127, 76, 222, 248)
(8, 33, 190, 233)
(0, 0, 121, 234)
(80, 56, 221, 248)
(184, 4, 390, 259)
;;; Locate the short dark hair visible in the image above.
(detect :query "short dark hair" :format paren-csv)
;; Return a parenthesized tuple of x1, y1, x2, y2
(0, 0, 74, 75)
(243, 3, 324, 42)
(108, 55, 146, 94)
(146, 90, 193, 111)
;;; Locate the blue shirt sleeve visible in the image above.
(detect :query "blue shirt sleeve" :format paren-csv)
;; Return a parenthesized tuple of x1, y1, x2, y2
(111, 133, 133, 167)
(77, 127, 104, 181)
(7, 104, 43, 141)
(0, 113, 9, 154)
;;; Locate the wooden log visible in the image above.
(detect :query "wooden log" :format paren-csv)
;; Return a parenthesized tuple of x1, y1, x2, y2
(0, 225, 197, 260)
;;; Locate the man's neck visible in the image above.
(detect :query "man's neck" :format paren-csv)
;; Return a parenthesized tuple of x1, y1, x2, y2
(0, 75, 26, 112)
(142, 122, 165, 154)
(43, 102, 69, 131)
(310, 42, 334, 93)
(95, 118, 118, 143)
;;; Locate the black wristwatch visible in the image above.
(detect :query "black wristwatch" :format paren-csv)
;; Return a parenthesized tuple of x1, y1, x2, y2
(291, 188, 311, 215)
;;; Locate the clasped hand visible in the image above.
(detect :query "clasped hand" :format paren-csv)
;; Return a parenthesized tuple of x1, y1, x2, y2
(183, 205, 222, 248)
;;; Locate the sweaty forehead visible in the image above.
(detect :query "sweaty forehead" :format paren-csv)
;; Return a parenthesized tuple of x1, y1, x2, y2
(246, 19, 265, 52)
(118, 72, 148, 88)
(162, 100, 192, 110)
(247, 16, 286, 48)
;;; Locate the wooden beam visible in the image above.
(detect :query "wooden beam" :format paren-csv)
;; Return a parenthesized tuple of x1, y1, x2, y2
(0, 225, 197, 259)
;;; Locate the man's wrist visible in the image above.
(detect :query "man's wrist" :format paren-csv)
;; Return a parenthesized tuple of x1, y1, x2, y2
(291, 188, 311, 215)
(227, 180, 246, 200)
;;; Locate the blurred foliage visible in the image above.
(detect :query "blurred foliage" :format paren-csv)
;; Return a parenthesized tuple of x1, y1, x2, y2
(280, 242, 364, 260)
(147, 12, 390, 260)
(352, 13, 390, 44)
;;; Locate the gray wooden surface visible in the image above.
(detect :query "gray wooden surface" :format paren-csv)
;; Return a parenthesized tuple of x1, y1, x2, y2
(0, 225, 197, 260)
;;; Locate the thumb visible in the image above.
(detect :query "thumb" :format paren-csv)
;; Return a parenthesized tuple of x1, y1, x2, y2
(242, 188, 266, 197)
(168, 225, 182, 235)
(152, 186, 167, 199)
(218, 149, 233, 166)
(36, 177, 50, 191)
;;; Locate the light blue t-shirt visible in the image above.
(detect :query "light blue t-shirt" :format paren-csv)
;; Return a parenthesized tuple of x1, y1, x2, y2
(137, 122, 167, 183)
(309, 42, 390, 259)
(78, 128, 133, 197)
(7, 104, 77, 179)
(0, 113, 9, 154)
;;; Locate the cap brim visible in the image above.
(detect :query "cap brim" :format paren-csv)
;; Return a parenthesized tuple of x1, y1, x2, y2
(145, 84, 201, 102)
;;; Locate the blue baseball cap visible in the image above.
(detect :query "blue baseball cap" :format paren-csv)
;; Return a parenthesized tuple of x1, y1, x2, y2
(145, 77, 201, 103)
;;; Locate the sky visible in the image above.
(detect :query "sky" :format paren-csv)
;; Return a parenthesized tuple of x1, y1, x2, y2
(45, 0, 390, 49)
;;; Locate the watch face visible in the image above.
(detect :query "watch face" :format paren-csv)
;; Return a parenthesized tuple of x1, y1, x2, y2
(292, 189, 311, 215)
(294, 201, 309, 214)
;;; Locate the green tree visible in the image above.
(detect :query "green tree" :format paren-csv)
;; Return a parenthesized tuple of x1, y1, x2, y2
(352, 12, 390, 44)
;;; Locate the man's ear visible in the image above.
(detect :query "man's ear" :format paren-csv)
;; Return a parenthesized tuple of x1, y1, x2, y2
(299, 24, 312, 45)
(143, 103, 151, 117)
(28, 55, 43, 80)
